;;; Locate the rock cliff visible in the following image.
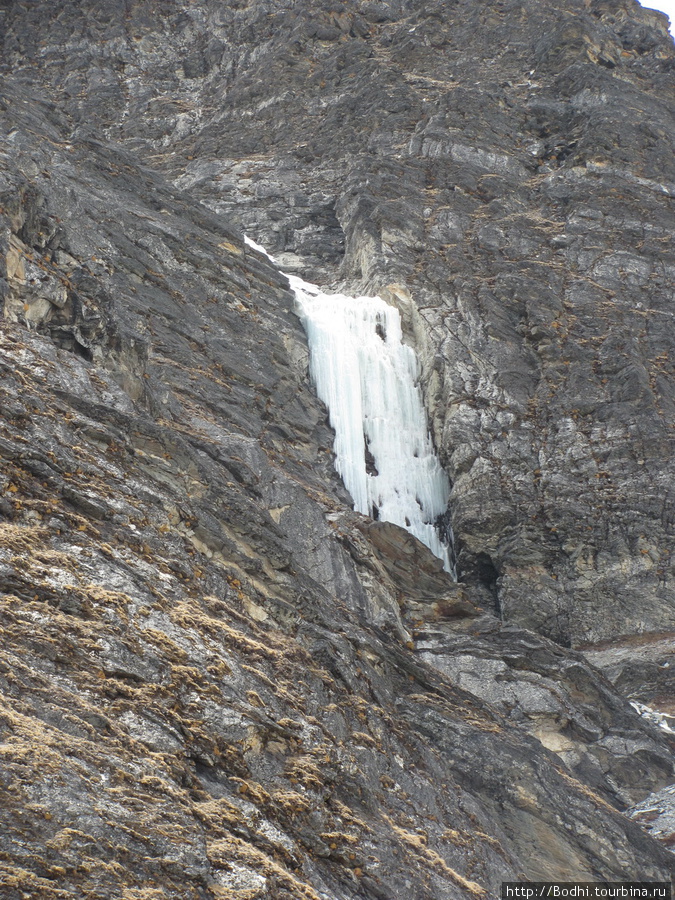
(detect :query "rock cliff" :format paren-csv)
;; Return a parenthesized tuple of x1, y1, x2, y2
(0, 1, 674, 897)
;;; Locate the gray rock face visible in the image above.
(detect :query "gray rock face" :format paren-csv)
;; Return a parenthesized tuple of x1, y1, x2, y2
(629, 781, 675, 851)
(0, 0, 674, 897)
(5, 0, 672, 649)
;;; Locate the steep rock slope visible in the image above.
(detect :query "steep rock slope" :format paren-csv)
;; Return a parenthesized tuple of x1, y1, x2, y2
(0, 1, 674, 897)
(3, 0, 673, 656)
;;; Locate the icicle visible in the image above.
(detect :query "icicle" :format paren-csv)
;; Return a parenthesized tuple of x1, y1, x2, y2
(290, 275, 453, 574)
(243, 235, 453, 573)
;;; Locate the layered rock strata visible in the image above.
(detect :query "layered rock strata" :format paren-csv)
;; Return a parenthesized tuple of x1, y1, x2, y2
(0, 0, 674, 897)
(4, 0, 673, 650)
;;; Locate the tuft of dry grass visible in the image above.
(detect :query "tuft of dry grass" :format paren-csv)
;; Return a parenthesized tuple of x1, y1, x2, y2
(270, 790, 311, 817)
(386, 816, 487, 898)
(206, 834, 321, 900)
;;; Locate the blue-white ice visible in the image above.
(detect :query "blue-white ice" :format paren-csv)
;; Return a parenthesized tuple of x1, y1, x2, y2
(630, 700, 675, 735)
(244, 235, 274, 259)
(244, 235, 453, 571)
(292, 284, 452, 572)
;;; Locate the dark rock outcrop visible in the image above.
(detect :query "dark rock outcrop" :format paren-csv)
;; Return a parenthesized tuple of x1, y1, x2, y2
(0, 1, 674, 897)
(5, 0, 673, 649)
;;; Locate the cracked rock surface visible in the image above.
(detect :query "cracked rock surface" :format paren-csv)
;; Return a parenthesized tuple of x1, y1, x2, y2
(5, 0, 673, 648)
(0, 1, 674, 897)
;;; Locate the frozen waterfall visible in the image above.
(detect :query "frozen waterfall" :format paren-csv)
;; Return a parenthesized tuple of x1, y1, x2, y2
(244, 236, 453, 572)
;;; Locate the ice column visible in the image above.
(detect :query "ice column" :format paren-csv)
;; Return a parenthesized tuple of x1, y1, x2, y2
(290, 273, 453, 573)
